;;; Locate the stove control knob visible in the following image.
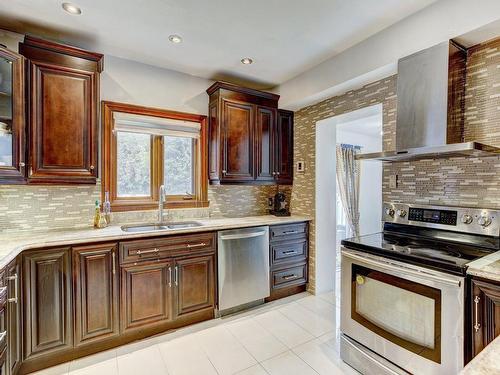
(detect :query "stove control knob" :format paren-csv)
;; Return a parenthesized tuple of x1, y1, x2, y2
(385, 208, 395, 217)
(478, 215, 492, 228)
(461, 214, 473, 225)
(397, 209, 407, 218)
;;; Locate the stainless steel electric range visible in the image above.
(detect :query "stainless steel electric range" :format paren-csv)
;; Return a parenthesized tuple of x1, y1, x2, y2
(340, 203, 500, 375)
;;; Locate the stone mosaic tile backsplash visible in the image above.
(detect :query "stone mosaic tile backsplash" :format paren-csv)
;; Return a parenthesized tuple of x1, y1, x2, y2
(0, 183, 290, 234)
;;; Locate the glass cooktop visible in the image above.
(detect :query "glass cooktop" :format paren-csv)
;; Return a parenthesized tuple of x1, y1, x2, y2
(341, 223, 498, 275)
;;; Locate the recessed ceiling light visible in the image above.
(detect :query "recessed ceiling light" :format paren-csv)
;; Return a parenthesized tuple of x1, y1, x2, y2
(241, 57, 253, 65)
(62, 2, 82, 15)
(168, 34, 183, 44)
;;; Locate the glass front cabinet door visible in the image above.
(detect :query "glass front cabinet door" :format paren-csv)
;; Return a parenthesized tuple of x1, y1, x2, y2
(0, 47, 25, 183)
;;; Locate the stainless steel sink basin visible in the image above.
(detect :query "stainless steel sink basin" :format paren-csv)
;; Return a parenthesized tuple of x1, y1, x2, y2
(121, 221, 203, 233)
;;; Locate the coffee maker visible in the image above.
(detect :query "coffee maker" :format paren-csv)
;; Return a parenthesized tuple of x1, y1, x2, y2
(270, 190, 290, 216)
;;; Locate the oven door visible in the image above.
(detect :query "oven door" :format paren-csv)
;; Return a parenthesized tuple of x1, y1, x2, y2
(340, 247, 464, 375)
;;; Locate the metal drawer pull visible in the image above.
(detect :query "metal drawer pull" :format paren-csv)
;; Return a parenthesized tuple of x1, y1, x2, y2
(174, 266, 179, 286)
(186, 242, 206, 249)
(220, 231, 267, 241)
(7, 273, 18, 304)
(282, 250, 298, 255)
(474, 296, 481, 332)
(136, 248, 160, 255)
(282, 230, 299, 235)
(112, 252, 116, 275)
(168, 267, 172, 288)
(282, 274, 298, 280)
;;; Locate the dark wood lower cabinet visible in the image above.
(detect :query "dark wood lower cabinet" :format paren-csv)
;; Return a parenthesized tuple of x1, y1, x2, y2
(120, 261, 172, 333)
(471, 278, 500, 358)
(8, 226, 308, 374)
(73, 244, 119, 346)
(22, 248, 72, 361)
(6, 259, 21, 375)
(175, 255, 215, 318)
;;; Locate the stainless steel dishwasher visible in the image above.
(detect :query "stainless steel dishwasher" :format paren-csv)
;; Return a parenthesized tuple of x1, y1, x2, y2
(217, 226, 270, 314)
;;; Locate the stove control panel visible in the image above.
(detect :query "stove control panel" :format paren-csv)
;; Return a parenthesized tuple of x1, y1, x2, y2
(408, 208, 457, 226)
(383, 203, 500, 236)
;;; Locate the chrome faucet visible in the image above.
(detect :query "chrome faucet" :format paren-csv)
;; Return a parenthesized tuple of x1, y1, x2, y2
(158, 185, 166, 223)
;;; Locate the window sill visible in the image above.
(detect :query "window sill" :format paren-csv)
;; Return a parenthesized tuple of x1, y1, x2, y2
(110, 200, 209, 212)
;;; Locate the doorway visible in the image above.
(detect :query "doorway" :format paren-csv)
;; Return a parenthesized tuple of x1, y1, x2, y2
(315, 104, 383, 297)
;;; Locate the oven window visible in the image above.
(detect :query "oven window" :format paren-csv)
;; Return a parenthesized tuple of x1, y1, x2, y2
(351, 264, 441, 363)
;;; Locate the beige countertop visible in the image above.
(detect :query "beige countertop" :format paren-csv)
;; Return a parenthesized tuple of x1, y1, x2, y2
(0, 215, 310, 269)
(467, 251, 500, 283)
(461, 335, 500, 374)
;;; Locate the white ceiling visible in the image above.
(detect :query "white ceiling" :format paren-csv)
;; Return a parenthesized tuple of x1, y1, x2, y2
(0, 0, 438, 88)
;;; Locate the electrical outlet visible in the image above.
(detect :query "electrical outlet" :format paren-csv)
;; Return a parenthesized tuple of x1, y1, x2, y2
(296, 161, 305, 173)
(389, 174, 398, 189)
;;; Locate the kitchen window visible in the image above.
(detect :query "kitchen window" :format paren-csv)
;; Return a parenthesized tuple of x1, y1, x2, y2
(102, 101, 208, 211)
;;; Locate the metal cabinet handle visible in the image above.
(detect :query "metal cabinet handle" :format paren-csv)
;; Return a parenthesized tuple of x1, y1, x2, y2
(90, 165, 95, 170)
(272, 172, 276, 176)
(474, 295, 481, 332)
(283, 230, 298, 235)
(276, 172, 280, 176)
(7, 273, 18, 304)
(282, 250, 298, 255)
(174, 266, 178, 286)
(222, 170, 227, 175)
(112, 252, 116, 275)
(19, 162, 25, 167)
(186, 242, 206, 249)
(283, 274, 298, 280)
(136, 248, 159, 255)
(168, 266, 172, 288)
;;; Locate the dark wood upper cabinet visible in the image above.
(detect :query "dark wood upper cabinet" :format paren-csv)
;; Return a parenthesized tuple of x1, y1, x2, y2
(255, 106, 276, 182)
(207, 81, 294, 185)
(275, 110, 294, 185)
(19, 36, 103, 184)
(470, 278, 500, 359)
(73, 243, 119, 347)
(23, 248, 73, 360)
(222, 99, 254, 182)
(0, 47, 26, 184)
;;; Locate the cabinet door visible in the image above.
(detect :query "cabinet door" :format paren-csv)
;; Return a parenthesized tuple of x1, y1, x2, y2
(471, 279, 500, 357)
(23, 248, 72, 359)
(255, 106, 276, 182)
(28, 62, 97, 183)
(73, 243, 119, 347)
(6, 259, 21, 375)
(0, 48, 26, 184)
(275, 110, 294, 185)
(174, 255, 215, 318)
(222, 99, 254, 182)
(121, 261, 172, 333)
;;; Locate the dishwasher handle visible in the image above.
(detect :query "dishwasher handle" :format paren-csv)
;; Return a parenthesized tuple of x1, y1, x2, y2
(220, 230, 267, 241)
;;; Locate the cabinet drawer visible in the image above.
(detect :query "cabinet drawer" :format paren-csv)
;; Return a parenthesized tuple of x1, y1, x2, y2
(270, 222, 308, 242)
(271, 263, 307, 290)
(120, 233, 216, 264)
(271, 240, 307, 266)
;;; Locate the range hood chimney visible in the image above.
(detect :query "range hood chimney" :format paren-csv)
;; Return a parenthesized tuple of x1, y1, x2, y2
(357, 40, 500, 161)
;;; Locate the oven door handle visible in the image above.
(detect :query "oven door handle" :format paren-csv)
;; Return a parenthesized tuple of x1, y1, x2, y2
(342, 249, 462, 287)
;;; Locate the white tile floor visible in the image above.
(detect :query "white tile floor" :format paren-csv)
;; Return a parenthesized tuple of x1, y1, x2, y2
(33, 292, 357, 375)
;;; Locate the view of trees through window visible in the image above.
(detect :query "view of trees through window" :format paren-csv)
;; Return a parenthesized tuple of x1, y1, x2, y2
(116, 132, 151, 197)
(164, 136, 194, 195)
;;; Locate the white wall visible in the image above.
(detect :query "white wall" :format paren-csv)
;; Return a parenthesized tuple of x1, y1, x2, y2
(278, 0, 500, 110)
(101, 55, 213, 115)
(315, 104, 382, 294)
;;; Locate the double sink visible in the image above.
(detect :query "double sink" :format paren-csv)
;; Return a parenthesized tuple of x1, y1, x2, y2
(121, 221, 203, 233)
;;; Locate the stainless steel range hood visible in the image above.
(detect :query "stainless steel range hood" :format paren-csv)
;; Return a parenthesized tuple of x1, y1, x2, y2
(357, 41, 500, 161)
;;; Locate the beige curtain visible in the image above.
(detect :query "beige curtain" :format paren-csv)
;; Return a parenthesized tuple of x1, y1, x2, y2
(336, 144, 361, 237)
